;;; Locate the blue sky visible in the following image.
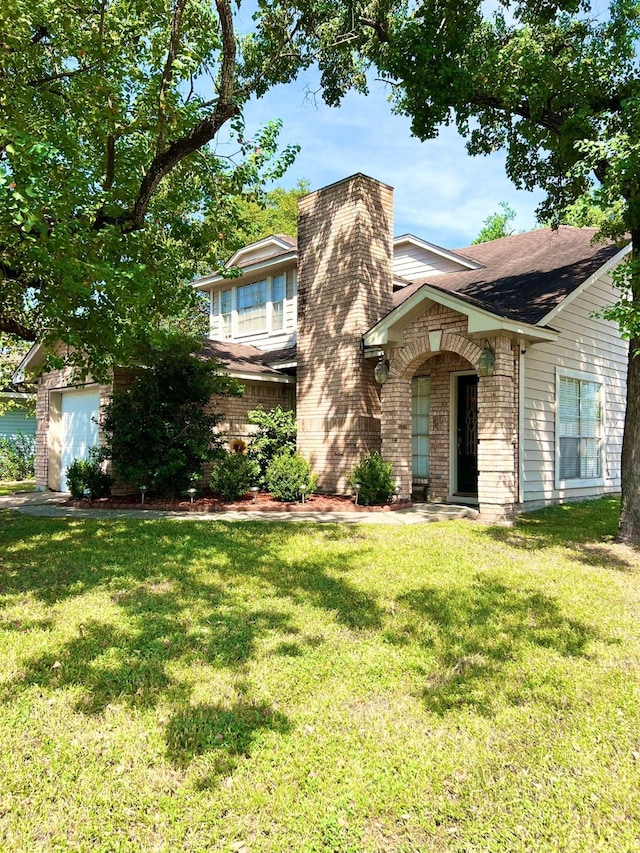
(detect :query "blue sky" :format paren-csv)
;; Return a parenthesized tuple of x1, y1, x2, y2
(221, 5, 547, 250)
(240, 79, 547, 249)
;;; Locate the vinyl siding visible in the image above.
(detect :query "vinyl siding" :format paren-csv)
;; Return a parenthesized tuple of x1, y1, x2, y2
(521, 272, 627, 508)
(393, 245, 470, 280)
(0, 403, 36, 437)
(207, 269, 297, 350)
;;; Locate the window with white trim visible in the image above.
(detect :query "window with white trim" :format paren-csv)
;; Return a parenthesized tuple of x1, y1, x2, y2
(221, 288, 233, 339)
(237, 280, 267, 333)
(271, 274, 285, 330)
(411, 376, 431, 480)
(557, 373, 603, 482)
(214, 273, 292, 339)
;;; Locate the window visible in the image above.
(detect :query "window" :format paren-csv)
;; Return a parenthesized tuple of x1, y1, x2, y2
(214, 274, 291, 338)
(237, 280, 267, 333)
(412, 377, 431, 480)
(286, 269, 297, 300)
(221, 288, 233, 339)
(271, 274, 285, 331)
(557, 372, 603, 483)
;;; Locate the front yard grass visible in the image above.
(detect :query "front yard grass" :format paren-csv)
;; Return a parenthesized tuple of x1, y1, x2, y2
(0, 497, 638, 852)
(0, 479, 36, 496)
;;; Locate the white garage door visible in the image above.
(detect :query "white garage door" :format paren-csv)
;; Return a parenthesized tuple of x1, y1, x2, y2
(59, 389, 100, 491)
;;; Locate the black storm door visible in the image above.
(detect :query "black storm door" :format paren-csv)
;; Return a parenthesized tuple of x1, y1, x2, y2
(456, 375, 478, 495)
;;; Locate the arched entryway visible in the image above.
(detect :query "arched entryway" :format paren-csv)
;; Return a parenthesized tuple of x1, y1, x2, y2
(380, 332, 518, 522)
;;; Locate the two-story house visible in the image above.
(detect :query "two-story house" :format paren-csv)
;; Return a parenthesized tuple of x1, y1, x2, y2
(23, 173, 630, 521)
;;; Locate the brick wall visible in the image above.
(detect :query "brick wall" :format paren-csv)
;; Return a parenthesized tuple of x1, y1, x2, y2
(476, 336, 518, 522)
(382, 302, 519, 518)
(34, 354, 139, 490)
(212, 381, 293, 443)
(296, 174, 394, 493)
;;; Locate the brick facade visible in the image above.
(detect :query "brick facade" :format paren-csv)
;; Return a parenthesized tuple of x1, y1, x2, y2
(34, 351, 138, 490)
(296, 174, 394, 493)
(381, 303, 519, 521)
(213, 381, 293, 442)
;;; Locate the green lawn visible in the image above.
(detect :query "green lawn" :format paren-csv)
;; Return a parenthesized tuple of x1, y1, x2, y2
(0, 499, 639, 852)
(0, 479, 36, 496)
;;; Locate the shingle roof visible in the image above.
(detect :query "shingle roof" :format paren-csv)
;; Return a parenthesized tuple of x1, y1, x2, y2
(195, 340, 296, 375)
(393, 227, 624, 325)
(272, 234, 297, 249)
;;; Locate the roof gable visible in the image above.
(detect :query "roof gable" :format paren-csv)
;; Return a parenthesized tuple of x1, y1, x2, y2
(226, 234, 297, 268)
(393, 234, 481, 281)
(394, 227, 625, 326)
(366, 227, 627, 348)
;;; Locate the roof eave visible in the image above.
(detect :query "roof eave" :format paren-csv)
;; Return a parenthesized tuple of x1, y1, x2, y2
(363, 285, 558, 349)
(12, 342, 45, 383)
(536, 242, 631, 327)
(226, 235, 296, 268)
(393, 234, 483, 271)
(227, 369, 295, 385)
(192, 250, 298, 291)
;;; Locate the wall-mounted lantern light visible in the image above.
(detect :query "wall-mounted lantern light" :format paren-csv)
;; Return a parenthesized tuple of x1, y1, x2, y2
(478, 343, 496, 377)
(374, 354, 390, 385)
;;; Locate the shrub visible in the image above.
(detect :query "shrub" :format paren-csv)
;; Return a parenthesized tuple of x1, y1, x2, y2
(265, 452, 317, 502)
(347, 452, 395, 506)
(65, 447, 113, 499)
(0, 432, 36, 480)
(210, 451, 259, 501)
(247, 406, 297, 487)
(102, 339, 241, 498)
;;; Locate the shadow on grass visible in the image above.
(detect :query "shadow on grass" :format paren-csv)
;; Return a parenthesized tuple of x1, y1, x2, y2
(165, 698, 291, 769)
(389, 574, 599, 715)
(479, 498, 637, 572)
(0, 513, 376, 770)
(0, 510, 617, 755)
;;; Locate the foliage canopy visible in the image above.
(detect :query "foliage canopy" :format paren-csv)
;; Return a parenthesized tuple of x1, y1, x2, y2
(472, 202, 517, 244)
(0, 0, 321, 375)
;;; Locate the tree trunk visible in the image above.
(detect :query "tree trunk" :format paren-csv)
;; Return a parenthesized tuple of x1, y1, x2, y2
(617, 229, 640, 544)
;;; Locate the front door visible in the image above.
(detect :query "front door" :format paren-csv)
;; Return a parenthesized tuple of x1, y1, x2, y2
(456, 375, 478, 495)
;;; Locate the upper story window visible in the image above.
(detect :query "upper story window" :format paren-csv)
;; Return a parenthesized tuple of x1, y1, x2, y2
(271, 274, 285, 331)
(556, 370, 603, 485)
(237, 280, 267, 333)
(214, 271, 295, 340)
(221, 288, 233, 338)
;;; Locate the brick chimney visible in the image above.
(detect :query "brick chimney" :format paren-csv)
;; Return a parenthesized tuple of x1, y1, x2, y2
(296, 174, 394, 493)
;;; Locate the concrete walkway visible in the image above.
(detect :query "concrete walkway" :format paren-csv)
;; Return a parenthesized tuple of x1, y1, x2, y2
(1, 489, 479, 525)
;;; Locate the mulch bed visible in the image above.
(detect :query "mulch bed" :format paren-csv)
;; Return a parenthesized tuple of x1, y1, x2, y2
(65, 490, 413, 514)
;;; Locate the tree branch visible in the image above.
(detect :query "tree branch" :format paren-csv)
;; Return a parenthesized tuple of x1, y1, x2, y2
(0, 314, 37, 341)
(27, 63, 98, 87)
(359, 17, 389, 42)
(157, 0, 187, 153)
(126, 0, 238, 231)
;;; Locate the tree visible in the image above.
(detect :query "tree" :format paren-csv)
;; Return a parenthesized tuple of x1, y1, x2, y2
(0, 335, 34, 416)
(343, 0, 640, 543)
(102, 335, 241, 498)
(0, 1, 329, 376)
(221, 180, 310, 253)
(472, 202, 517, 244)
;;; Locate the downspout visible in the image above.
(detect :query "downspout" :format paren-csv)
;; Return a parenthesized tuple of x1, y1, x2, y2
(518, 337, 526, 506)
